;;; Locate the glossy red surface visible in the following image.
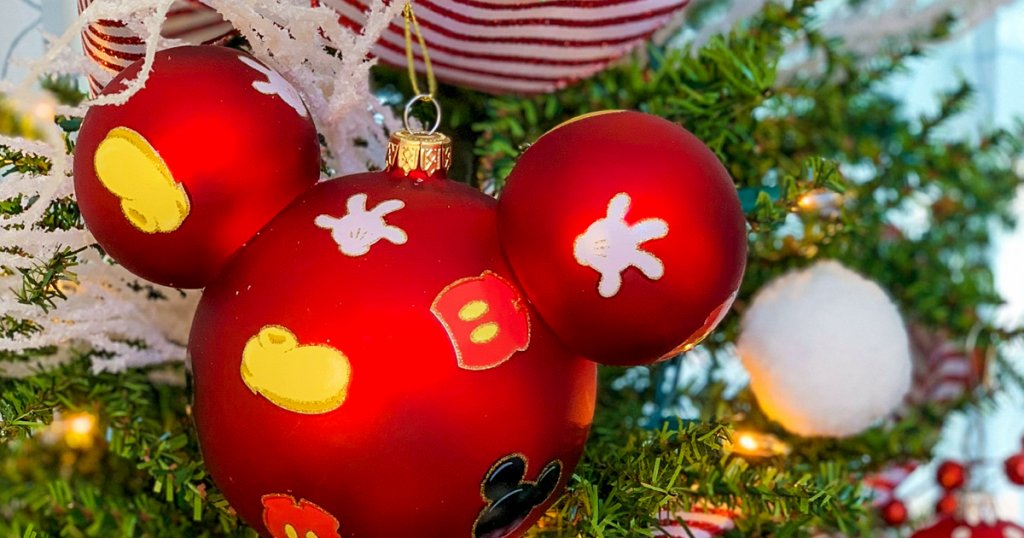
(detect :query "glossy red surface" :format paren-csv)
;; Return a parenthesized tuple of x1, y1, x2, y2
(262, 494, 341, 538)
(497, 111, 747, 365)
(190, 171, 597, 538)
(74, 45, 320, 288)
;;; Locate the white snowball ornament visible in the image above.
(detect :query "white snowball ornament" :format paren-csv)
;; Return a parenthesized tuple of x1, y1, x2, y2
(736, 261, 912, 437)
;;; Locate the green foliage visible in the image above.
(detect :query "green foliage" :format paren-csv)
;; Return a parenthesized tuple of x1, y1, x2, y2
(12, 246, 83, 313)
(1, 147, 52, 177)
(0, 358, 250, 537)
(533, 421, 866, 537)
(40, 76, 88, 107)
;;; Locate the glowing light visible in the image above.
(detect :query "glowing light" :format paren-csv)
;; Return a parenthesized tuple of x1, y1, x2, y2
(728, 430, 790, 458)
(796, 189, 843, 217)
(737, 433, 759, 451)
(797, 193, 818, 211)
(62, 411, 98, 449)
(56, 280, 80, 295)
(32, 97, 57, 124)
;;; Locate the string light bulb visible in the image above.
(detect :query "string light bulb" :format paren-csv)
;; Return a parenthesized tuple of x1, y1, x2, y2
(10, 93, 58, 140)
(796, 188, 843, 218)
(727, 430, 791, 458)
(31, 95, 57, 124)
(52, 411, 99, 450)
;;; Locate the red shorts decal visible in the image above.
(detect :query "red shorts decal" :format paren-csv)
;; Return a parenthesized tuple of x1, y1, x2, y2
(262, 494, 341, 538)
(432, 271, 531, 370)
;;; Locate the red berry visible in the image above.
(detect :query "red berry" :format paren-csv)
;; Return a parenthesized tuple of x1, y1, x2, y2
(935, 492, 958, 515)
(936, 460, 966, 490)
(881, 499, 908, 526)
(1005, 452, 1024, 486)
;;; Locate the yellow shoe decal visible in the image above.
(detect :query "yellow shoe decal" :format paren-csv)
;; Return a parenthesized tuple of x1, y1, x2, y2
(94, 126, 190, 233)
(241, 325, 351, 415)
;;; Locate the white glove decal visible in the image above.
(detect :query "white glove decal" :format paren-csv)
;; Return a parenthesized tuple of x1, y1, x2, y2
(573, 193, 669, 298)
(315, 193, 408, 257)
(238, 55, 308, 118)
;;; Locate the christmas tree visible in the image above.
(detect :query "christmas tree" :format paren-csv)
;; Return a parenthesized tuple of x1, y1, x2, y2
(2, 0, 1023, 536)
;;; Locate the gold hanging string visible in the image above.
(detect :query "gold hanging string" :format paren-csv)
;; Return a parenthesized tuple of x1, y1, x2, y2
(403, 3, 437, 100)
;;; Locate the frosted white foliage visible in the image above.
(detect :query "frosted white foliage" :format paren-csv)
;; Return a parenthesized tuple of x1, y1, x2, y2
(200, 0, 405, 175)
(736, 260, 913, 438)
(0, 0, 404, 376)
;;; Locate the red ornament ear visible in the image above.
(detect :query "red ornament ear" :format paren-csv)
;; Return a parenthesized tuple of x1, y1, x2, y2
(74, 45, 320, 288)
(497, 110, 747, 366)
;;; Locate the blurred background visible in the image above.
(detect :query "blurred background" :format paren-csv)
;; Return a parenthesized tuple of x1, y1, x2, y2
(3, 0, 1022, 524)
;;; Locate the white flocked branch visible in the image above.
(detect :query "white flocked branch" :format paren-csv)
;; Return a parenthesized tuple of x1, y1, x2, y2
(0, 0, 405, 377)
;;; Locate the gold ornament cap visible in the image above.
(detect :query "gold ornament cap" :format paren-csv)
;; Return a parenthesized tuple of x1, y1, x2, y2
(385, 129, 453, 180)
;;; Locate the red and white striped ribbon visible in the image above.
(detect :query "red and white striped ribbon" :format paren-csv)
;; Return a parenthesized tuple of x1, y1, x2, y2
(323, 0, 690, 93)
(79, 0, 234, 94)
(79, 0, 691, 95)
(653, 506, 738, 537)
(905, 325, 979, 407)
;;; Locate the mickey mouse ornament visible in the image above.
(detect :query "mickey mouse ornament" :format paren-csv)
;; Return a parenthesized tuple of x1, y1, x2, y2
(74, 46, 320, 288)
(190, 111, 597, 538)
(498, 111, 747, 365)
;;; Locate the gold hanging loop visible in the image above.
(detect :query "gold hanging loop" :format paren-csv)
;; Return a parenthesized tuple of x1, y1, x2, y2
(402, 3, 437, 102)
(385, 3, 449, 179)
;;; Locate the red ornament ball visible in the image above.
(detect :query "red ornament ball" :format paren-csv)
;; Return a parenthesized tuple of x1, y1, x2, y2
(497, 111, 747, 366)
(881, 499, 908, 526)
(935, 493, 959, 516)
(911, 516, 1024, 538)
(937, 460, 967, 491)
(1005, 452, 1024, 486)
(74, 45, 320, 288)
(190, 155, 597, 537)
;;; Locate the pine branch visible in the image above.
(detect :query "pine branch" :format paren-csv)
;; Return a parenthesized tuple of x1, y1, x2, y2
(0, 147, 52, 177)
(0, 358, 248, 536)
(531, 420, 866, 537)
(0, 316, 42, 340)
(39, 76, 88, 107)
(12, 246, 84, 313)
